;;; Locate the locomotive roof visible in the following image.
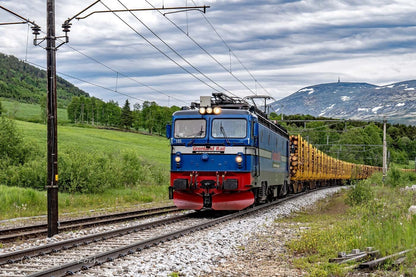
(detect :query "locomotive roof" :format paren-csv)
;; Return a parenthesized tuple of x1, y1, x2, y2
(172, 108, 288, 138)
(173, 108, 251, 116)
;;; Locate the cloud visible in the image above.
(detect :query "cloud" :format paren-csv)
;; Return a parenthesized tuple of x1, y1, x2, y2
(1, 0, 416, 106)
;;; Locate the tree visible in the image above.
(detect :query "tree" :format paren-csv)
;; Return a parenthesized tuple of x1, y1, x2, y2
(132, 103, 141, 131)
(106, 100, 121, 127)
(120, 99, 133, 129)
(0, 117, 31, 165)
(0, 100, 2, 115)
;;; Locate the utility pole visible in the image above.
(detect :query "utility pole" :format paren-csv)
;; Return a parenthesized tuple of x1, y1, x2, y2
(46, 0, 59, 237)
(382, 118, 387, 182)
(0, 4, 58, 237)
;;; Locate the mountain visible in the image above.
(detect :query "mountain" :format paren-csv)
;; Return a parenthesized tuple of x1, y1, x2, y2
(0, 53, 89, 107)
(271, 80, 416, 125)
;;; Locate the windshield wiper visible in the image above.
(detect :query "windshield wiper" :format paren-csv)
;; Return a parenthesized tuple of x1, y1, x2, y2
(220, 123, 231, 146)
(186, 126, 204, 146)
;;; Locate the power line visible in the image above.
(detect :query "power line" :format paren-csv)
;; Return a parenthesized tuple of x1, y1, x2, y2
(102, 0, 239, 98)
(190, 0, 272, 97)
(28, 23, 190, 106)
(62, 42, 189, 105)
(25, 60, 148, 103)
(145, 0, 258, 96)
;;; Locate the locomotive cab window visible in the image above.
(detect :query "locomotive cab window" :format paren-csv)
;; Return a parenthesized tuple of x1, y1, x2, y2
(174, 119, 206, 138)
(212, 119, 247, 138)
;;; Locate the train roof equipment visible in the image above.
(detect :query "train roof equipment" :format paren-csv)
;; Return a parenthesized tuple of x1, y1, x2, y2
(189, 93, 287, 138)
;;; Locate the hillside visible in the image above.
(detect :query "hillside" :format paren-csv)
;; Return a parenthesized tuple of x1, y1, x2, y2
(271, 80, 416, 125)
(0, 53, 89, 107)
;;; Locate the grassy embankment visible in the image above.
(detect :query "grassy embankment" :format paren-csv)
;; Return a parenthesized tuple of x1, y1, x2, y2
(1, 99, 69, 123)
(281, 170, 416, 276)
(0, 113, 171, 220)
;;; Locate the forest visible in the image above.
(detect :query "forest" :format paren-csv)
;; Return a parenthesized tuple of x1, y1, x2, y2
(66, 96, 180, 135)
(270, 113, 416, 167)
(0, 53, 88, 107)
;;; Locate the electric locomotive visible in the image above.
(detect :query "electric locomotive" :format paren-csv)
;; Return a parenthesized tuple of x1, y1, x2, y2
(166, 93, 290, 210)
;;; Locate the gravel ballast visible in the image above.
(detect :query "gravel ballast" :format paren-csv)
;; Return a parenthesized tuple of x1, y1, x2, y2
(81, 187, 342, 276)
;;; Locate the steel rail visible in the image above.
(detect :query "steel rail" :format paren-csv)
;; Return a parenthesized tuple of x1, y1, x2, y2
(0, 212, 189, 266)
(0, 206, 178, 242)
(28, 193, 307, 277)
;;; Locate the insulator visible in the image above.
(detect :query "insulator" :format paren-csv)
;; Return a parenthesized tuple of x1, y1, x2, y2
(62, 21, 72, 33)
(31, 25, 41, 35)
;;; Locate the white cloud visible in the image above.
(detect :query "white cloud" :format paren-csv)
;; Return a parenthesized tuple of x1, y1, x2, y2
(1, 0, 416, 106)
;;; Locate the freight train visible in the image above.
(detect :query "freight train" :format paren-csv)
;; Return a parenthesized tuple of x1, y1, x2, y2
(166, 93, 381, 210)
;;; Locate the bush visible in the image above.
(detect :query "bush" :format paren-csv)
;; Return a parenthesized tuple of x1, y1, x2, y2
(345, 182, 374, 206)
(386, 166, 402, 187)
(0, 117, 25, 164)
(57, 147, 169, 193)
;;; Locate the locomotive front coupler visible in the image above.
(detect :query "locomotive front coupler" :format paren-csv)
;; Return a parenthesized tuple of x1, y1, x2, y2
(202, 192, 213, 208)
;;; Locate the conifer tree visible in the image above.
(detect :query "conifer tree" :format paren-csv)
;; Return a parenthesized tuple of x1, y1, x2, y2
(120, 99, 133, 129)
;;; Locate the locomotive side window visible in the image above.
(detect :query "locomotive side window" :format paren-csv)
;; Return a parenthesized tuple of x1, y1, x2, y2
(212, 119, 247, 138)
(174, 119, 206, 138)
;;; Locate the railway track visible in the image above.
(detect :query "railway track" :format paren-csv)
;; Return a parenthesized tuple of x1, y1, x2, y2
(0, 192, 309, 277)
(0, 205, 179, 242)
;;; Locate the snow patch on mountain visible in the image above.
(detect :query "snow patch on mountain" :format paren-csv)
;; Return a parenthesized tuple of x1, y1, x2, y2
(299, 88, 314, 95)
(270, 80, 416, 125)
(319, 104, 335, 116)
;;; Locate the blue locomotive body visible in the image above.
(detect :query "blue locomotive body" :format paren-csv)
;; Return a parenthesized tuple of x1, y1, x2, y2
(167, 93, 289, 210)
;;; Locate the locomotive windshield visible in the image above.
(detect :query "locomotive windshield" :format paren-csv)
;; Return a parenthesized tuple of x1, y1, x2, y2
(212, 119, 247, 138)
(174, 119, 206, 138)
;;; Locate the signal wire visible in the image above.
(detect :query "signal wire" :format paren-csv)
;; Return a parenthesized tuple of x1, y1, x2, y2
(144, 0, 257, 96)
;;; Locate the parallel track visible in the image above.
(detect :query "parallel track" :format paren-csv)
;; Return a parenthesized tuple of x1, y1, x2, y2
(0, 206, 179, 242)
(0, 191, 311, 277)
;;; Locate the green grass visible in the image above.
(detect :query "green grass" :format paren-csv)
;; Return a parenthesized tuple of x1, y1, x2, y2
(14, 120, 170, 167)
(281, 172, 416, 276)
(1, 99, 68, 123)
(0, 185, 169, 220)
(0, 119, 172, 219)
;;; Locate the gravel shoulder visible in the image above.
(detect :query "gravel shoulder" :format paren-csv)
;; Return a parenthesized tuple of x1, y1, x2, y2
(0, 188, 342, 276)
(80, 187, 341, 276)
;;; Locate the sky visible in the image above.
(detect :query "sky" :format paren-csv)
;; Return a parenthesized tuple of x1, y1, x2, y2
(1, 0, 416, 107)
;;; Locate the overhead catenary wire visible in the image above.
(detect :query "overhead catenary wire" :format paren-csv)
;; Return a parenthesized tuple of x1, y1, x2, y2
(29, 25, 190, 106)
(1, 3, 196, 107)
(25, 60, 148, 103)
(190, 0, 272, 97)
(62, 42, 189, 105)
(102, 0, 239, 98)
(144, 0, 258, 96)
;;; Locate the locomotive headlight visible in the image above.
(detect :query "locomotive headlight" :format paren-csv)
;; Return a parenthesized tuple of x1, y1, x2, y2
(206, 107, 213, 114)
(199, 107, 206, 114)
(175, 152, 182, 168)
(213, 107, 221, 115)
(235, 154, 243, 164)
